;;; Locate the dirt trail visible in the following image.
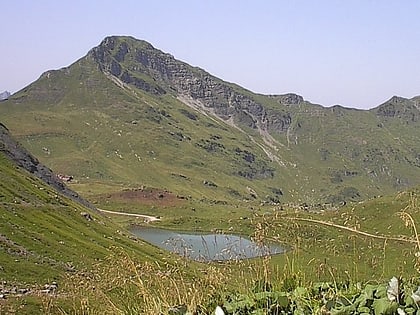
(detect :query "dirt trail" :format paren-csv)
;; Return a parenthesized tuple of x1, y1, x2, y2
(97, 208, 160, 222)
(285, 217, 416, 244)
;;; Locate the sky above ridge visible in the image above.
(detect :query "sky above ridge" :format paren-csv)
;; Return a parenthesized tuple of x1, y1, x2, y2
(1, 1, 419, 109)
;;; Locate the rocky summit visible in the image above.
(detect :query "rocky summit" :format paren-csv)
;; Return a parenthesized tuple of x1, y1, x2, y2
(0, 35, 419, 205)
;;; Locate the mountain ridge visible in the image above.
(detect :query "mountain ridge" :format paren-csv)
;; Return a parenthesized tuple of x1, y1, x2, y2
(0, 35, 419, 204)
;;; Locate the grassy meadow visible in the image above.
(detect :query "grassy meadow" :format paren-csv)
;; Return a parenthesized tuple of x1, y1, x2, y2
(2, 143, 420, 313)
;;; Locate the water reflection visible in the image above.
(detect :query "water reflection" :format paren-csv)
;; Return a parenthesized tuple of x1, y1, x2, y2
(130, 226, 285, 261)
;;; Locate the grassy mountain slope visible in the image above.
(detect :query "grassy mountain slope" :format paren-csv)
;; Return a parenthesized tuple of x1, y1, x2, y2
(0, 36, 419, 206)
(1, 120, 420, 313)
(0, 123, 167, 286)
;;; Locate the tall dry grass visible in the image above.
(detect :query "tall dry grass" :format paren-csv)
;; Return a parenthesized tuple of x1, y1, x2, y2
(33, 191, 420, 314)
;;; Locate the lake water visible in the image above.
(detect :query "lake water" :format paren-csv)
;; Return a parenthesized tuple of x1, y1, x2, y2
(130, 226, 285, 261)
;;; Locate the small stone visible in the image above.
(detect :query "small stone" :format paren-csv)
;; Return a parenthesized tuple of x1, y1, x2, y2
(80, 212, 93, 221)
(18, 288, 29, 294)
(168, 304, 187, 314)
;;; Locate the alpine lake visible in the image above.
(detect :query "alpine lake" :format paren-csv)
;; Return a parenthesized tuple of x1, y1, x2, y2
(130, 225, 285, 262)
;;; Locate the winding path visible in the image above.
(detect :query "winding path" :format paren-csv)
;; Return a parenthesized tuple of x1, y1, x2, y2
(97, 208, 160, 222)
(284, 217, 416, 244)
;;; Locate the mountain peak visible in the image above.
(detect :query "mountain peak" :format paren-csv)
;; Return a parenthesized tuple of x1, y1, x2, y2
(373, 95, 419, 121)
(98, 35, 155, 51)
(88, 35, 299, 130)
(388, 95, 408, 104)
(90, 35, 171, 68)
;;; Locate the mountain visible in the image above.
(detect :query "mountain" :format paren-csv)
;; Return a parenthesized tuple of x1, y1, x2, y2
(0, 35, 419, 205)
(0, 90, 10, 101)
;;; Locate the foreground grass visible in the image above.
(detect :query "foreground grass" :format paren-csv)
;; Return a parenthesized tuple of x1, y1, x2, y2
(84, 183, 420, 281)
(6, 243, 419, 314)
(2, 145, 420, 313)
(0, 154, 177, 314)
(3, 189, 418, 314)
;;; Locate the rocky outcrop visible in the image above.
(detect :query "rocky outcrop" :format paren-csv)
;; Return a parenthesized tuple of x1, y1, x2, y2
(373, 96, 420, 123)
(89, 36, 295, 134)
(268, 93, 304, 105)
(0, 122, 94, 209)
(266, 112, 292, 133)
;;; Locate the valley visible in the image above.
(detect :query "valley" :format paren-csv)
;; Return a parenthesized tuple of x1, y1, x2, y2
(0, 35, 419, 314)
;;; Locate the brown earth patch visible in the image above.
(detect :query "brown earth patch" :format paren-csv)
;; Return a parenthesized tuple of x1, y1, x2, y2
(106, 187, 186, 207)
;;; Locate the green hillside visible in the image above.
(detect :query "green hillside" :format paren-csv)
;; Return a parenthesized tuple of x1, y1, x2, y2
(1, 121, 420, 314)
(0, 151, 164, 280)
(0, 36, 418, 208)
(0, 123, 177, 313)
(0, 35, 420, 313)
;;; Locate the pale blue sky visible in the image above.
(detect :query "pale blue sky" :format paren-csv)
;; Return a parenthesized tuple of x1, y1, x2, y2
(1, 0, 419, 109)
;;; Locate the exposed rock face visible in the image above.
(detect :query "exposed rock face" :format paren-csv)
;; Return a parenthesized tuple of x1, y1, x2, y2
(0, 91, 10, 101)
(373, 96, 420, 123)
(0, 123, 93, 209)
(268, 93, 304, 105)
(267, 113, 292, 133)
(89, 36, 295, 134)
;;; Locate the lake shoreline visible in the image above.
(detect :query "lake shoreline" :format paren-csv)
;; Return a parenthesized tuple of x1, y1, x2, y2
(129, 225, 286, 262)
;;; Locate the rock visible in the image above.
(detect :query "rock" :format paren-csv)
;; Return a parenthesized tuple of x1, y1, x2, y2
(41, 282, 58, 294)
(17, 288, 29, 295)
(168, 304, 187, 314)
(203, 180, 217, 187)
(246, 186, 258, 198)
(268, 93, 304, 105)
(0, 91, 10, 101)
(80, 212, 93, 221)
(57, 174, 73, 182)
(215, 306, 225, 315)
(267, 112, 292, 133)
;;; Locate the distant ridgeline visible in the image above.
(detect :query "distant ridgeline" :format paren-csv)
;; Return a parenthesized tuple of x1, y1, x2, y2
(0, 35, 419, 204)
